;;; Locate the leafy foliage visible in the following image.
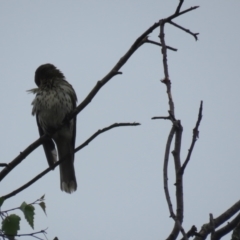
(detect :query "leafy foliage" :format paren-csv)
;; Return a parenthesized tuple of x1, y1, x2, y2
(0, 195, 47, 239)
(20, 202, 35, 229)
(2, 214, 21, 235)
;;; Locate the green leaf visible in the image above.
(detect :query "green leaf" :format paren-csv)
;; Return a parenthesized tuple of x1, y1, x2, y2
(0, 197, 5, 207)
(20, 202, 35, 229)
(39, 202, 47, 215)
(39, 194, 45, 201)
(2, 214, 21, 235)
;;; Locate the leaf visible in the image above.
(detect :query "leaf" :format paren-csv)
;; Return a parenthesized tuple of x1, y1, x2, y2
(2, 214, 21, 235)
(20, 202, 35, 229)
(0, 197, 5, 207)
(39, 194, 45, 201)
(39, 202, 47, 215)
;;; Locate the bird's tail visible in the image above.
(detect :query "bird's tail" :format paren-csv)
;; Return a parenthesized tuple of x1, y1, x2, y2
(57, 140, 77, 194)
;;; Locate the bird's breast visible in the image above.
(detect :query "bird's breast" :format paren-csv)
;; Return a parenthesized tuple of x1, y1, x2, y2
(32, 89, 73, 130)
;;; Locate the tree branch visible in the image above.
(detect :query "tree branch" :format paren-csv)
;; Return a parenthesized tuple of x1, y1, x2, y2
(175, 0, 184, 14)
(193, 200, 240, 240)
(1, 122, 140, 200)
(0, 163, 8, 167)
(163, 126, 176, 217)
(158, 3, 200, 240)
(145, 39, 178, 51)
(166, 121, 184, 240)
(169, 21, 199, 41)
(212, 213, 240, 240)
(0, 135, 48, 181)
(180, 101, 203, 174)
(0, 229, 47, 240)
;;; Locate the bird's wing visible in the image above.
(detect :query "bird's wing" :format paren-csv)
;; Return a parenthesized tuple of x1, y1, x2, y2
(36, 113, 57, 168)
(71, 99, 77, 162)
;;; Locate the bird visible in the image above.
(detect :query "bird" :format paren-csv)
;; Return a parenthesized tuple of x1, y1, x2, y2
(28, 63, 77, 193)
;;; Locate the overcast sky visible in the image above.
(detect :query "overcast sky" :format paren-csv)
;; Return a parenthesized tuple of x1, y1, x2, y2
(0, 1, 240, 240)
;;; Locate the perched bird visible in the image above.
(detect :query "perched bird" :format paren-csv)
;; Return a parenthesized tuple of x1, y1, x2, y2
(28, 63, 77, 193)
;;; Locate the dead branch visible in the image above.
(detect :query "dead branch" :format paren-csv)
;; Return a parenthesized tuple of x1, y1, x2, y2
(169, 21, 199, 41)
(0, 163, 8, 167)
(163, 126, 176, 217)
(158, 2, 200, 240)
(180, 101, 203, 175)
(145, 39, 178, 51)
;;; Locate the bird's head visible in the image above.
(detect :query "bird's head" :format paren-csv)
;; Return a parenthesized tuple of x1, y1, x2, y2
(35, 63, 65, 87)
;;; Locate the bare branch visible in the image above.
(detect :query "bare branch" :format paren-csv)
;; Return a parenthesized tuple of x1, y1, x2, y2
(159, 4, 200, 240)
(193, 200, 240, 240)
(1, 122, 140, 200)
(74, 122, 140, 152)
(169, 21, 199, 41)
(0, 163, 8, 167)
(0, 135, 48, 181)
(163, 126, 176, 217)
(0, 228, 47, 240)
(212, 213, 240, 240)
(145, 39, 178, 51)
(159, 21, 170, 80)
(162, 124, 186, 240)
(152, 116, 171, 120)
(175, 0, 184, 14)
(69, 22, 163, 120)
(167, 6, 200, 22)
(180, 101, 203, 174)
(159, 21, 175, 118)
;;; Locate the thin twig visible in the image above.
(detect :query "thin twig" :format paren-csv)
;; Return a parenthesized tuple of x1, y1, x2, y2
(1, 122, 140, 200)
(169, 21, 199, 41)
(145, 39, 178, 51)
(167, 6, 200, 22)
(180, 101, 203, 175)
(210, 213, 215, 238)
(175, 0, 184, 14)
(1, 229, 47, 240)
(159, 21, 170, 80)
(74, 122, 140, 152)
(0, 164, 8, 167)
(159, 20, 175, 118)
(163, 126, 176, 217)
(152, 116, 171, 120)
(0, 135, 48, 181)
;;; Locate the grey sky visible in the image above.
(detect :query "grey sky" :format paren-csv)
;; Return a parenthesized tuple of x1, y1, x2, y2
(0, 1, 239, 239)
